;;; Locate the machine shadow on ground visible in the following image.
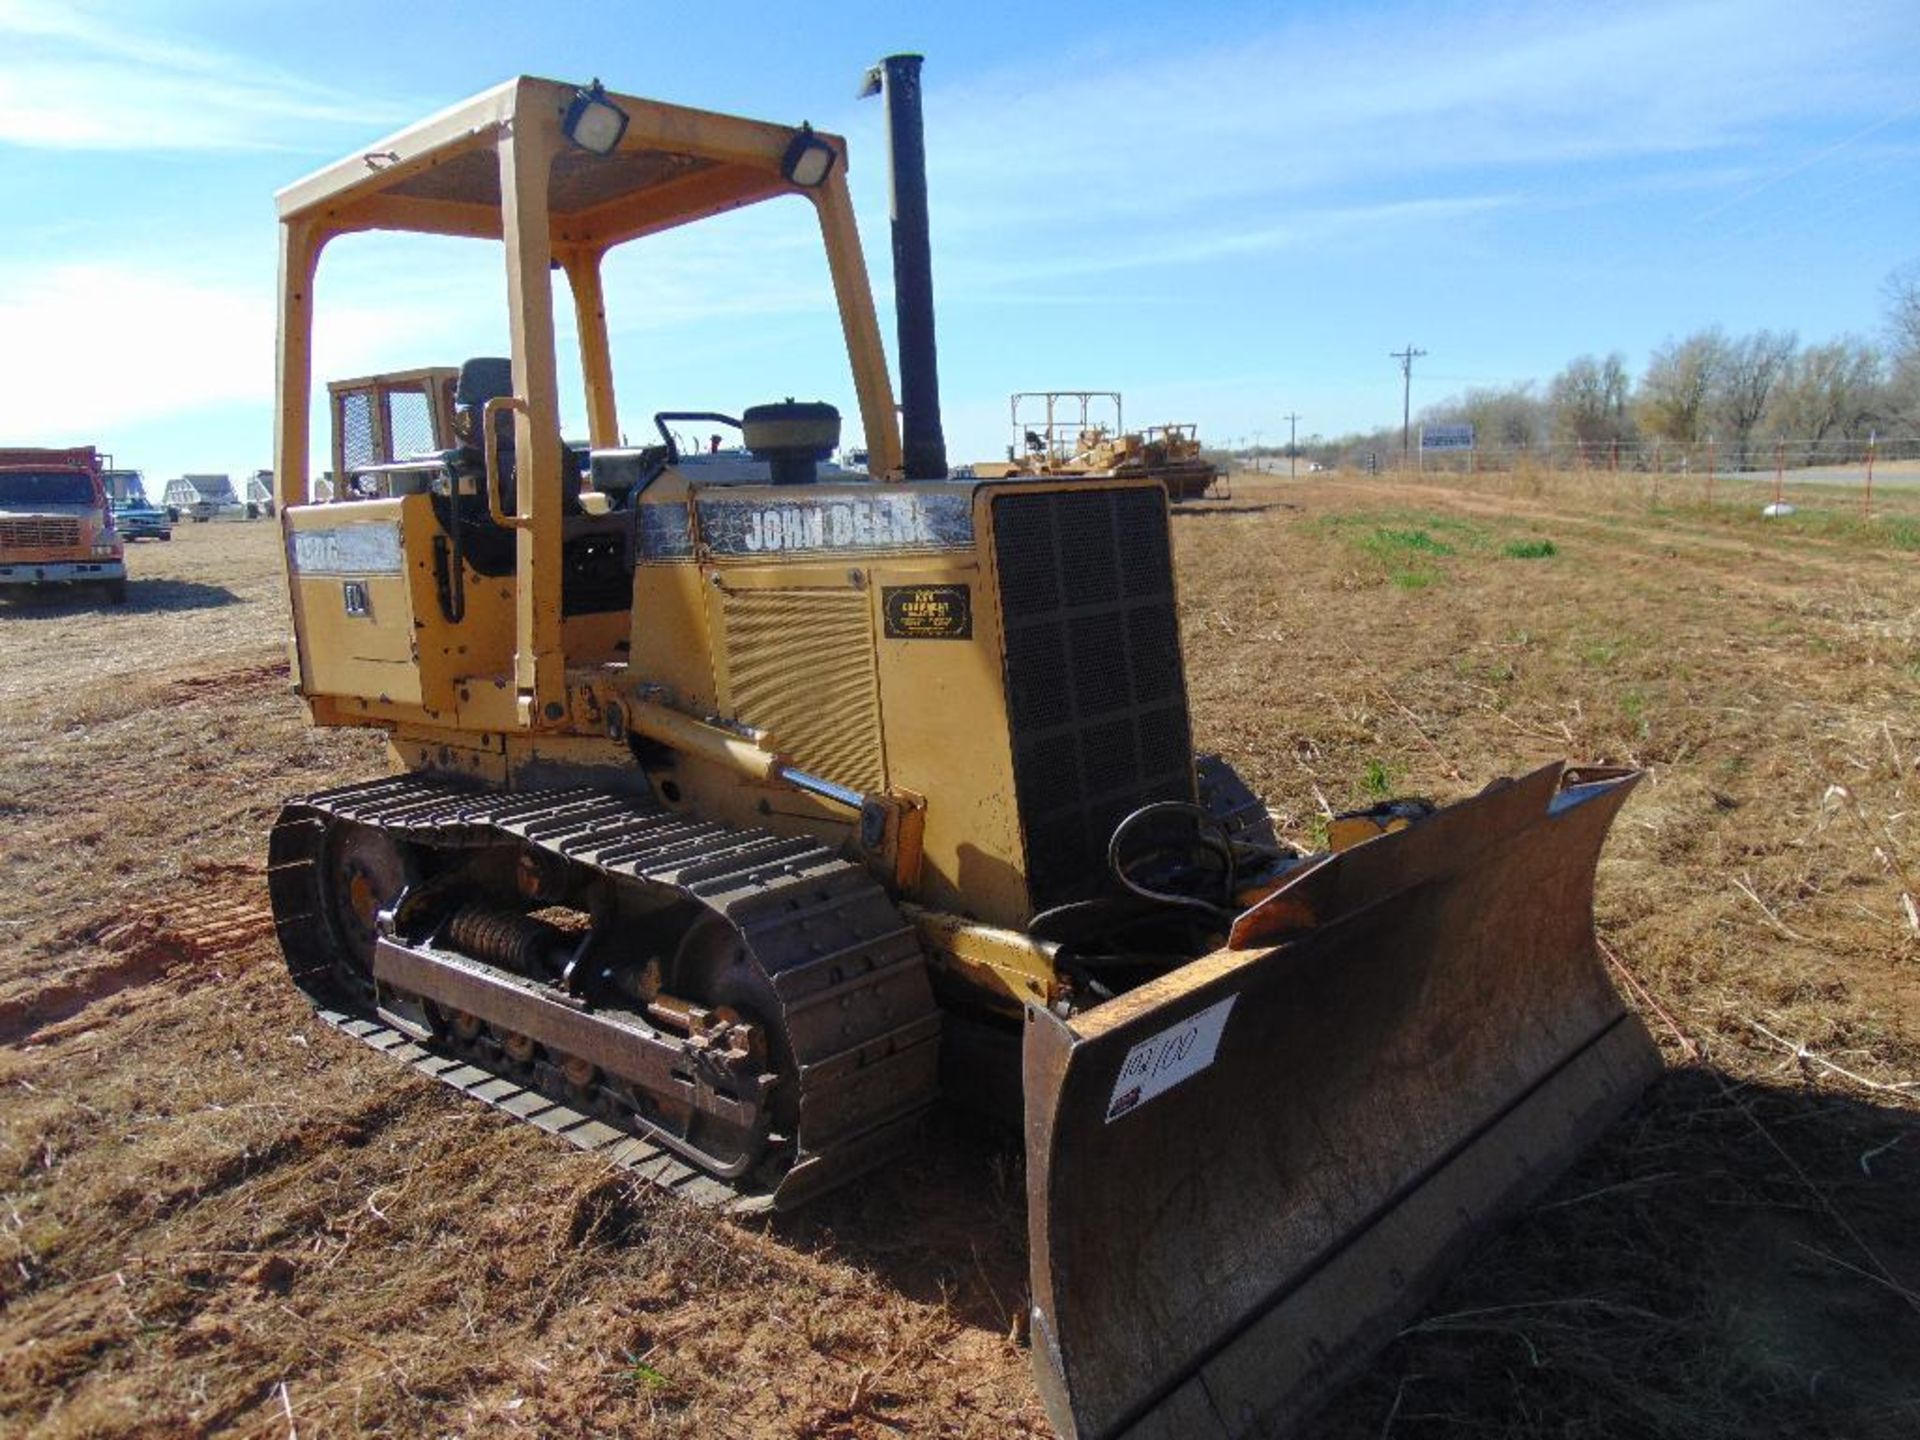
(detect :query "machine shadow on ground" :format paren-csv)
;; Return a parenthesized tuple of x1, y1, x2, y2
(0, 578, 241, 617)
(1316, 1065, 1920, 1438)
(766, 1058, 1920, 1437)
(126, 578, 244, 612)
(1170, 500, 1305, 518)
(568, 1058, 1920, 1437)
(771, 1108, 1032, 1336)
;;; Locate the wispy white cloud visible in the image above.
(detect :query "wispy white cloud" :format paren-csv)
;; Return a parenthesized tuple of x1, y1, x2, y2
(598, 198, 841, 333)
(0, 251, 468, 473)
(915, 0, 1912, 226)
(0, 262, 274, 432)
(817, 0, 1914, 311)
(0, 0, 406, 150)
(940, 195, 1515, 295)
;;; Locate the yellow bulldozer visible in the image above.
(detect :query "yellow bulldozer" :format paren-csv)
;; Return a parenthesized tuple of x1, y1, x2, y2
(979, 391, 1228, 501)
(266, 59, 1656, 1438)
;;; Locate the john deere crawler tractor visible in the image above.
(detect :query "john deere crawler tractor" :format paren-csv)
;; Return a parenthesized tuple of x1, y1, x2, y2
(266, 59, 1657, 1438)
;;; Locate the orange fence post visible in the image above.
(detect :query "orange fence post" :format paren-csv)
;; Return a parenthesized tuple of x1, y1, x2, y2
(1864, 431, 1877, 518)
(1706, 441, 1716, 506)
(1772, 440, 1785, 508)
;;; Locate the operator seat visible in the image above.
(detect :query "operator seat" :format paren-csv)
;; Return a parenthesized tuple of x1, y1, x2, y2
(436, 359, 624, 619)
(449, 357, 586, 517)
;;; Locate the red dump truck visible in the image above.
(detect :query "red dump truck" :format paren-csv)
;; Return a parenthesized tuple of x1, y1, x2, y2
(0, 447, 127, 604)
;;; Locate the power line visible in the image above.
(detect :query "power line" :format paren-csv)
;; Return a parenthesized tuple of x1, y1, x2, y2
(1284, 411, 1300, 477)
(1390, 345, 1427, 465)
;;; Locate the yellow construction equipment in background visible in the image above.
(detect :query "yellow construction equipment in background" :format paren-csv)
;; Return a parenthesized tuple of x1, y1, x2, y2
(322, 367, 458, 500)
(978, 390, 1227, 500)
(266, 58, 1656, 1438)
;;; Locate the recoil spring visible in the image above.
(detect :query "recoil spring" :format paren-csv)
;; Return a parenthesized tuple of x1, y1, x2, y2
(444, 902, 562, 975)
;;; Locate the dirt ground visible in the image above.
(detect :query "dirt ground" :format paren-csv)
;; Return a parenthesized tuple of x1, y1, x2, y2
(2, 473, 1916, 1438)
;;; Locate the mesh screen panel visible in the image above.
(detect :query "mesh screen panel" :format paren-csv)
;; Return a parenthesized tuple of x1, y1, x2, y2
(386, 388, 438, 460)
(993, 487, 1194, 911)
(339, 391, 376, 472)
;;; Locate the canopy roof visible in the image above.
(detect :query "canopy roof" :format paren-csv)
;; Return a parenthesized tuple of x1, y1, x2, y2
(275, 76, 841, 251)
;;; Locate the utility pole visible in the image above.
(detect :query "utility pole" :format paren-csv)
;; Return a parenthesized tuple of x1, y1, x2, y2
(1284, 411, 1300, 478)
(1252, 430, 1263, 474)
(1391, 344, 1426, 469)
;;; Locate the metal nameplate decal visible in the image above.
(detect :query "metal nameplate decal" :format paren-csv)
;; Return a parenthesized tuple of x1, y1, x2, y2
(290, 522, 404, 576)
(633, 503, 693, 561)
(697, 490, 974, 557)
(1104, 995, 1237, 1122)
(883, 583, 972, 639)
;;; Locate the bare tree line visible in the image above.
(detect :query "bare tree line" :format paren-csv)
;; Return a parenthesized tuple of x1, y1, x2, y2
(1305, 266, 1920, 470)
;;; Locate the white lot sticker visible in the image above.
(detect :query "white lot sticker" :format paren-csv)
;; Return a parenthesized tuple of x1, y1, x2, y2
(289, 522, 403, 577)
(1104, 994, 1238, 1122)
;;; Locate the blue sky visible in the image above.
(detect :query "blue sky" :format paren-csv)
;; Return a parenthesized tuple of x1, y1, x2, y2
(2, 0, 1916, 479)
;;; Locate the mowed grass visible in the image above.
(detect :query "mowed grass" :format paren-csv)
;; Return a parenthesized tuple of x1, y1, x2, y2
(2, 480, 1917, 1439)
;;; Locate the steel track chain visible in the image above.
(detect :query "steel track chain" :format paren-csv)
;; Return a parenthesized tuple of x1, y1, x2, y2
(268, 774, 942, 1214)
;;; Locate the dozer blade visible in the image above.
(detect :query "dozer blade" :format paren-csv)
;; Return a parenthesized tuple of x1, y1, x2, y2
(1024, 763, 1657, 1439)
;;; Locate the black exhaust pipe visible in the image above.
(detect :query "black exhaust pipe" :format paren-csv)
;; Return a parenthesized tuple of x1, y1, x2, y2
(862, 54, 948, 481)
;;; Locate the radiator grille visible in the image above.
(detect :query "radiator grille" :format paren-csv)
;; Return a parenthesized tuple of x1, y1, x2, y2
(723, 589, 886, 794)
(0, 517, 82, 549)
(993, 487, 1193, 911)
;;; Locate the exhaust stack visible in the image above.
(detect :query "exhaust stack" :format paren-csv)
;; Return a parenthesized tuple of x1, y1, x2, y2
(862, 54, 948, 480)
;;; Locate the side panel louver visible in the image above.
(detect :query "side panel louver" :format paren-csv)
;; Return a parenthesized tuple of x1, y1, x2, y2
(723, 588, 887, 795)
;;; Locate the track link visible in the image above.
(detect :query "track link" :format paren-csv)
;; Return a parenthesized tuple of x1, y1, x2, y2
(267, 775, 941, 1214)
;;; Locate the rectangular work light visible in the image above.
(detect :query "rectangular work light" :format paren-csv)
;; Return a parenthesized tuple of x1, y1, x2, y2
(780, 123, 837, 188)
(563, 80, 628, 156)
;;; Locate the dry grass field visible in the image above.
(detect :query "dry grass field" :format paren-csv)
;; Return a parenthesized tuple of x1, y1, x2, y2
(2, 471, 1916, 1438)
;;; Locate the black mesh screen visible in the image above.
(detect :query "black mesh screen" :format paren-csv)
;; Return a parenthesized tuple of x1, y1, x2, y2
(993, 486, 1195, 911)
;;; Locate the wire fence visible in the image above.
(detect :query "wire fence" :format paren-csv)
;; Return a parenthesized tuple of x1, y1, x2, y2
(1404, 435, 1920, 475)
(1227, 434, 1920, 517)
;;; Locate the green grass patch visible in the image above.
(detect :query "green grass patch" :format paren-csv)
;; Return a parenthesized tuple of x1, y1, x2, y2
(1363, 758, 1396, 799)
(1362, 529, 1451, 589)
(1502, 538, 1557, 559)
(1314, 510, 1498, 589)
(1620, 688, 1650, 738)
(1318, 509, 1494, 548)
(1367, 527, 1455, 557)
(624, 1357, 669, 1392)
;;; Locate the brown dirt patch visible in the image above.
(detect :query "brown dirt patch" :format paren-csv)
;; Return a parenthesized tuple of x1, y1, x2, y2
(2, 495, 1916, 1437)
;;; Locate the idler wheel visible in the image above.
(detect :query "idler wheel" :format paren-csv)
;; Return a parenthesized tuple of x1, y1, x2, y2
(317, 820, 415, 1007)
